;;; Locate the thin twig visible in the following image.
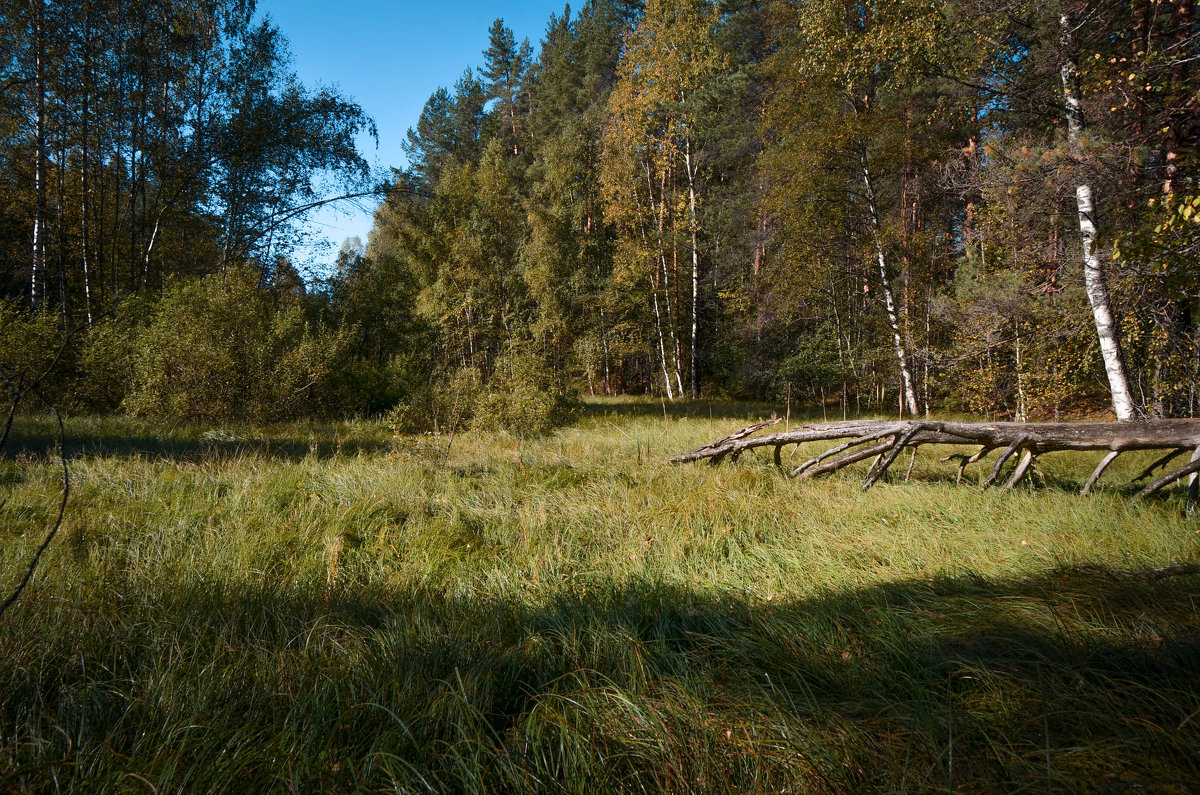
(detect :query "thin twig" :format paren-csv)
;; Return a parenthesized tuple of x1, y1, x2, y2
(0, 398, 69, 621)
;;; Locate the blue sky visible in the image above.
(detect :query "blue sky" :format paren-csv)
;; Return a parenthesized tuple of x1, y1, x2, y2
(254, 0, 570, 271)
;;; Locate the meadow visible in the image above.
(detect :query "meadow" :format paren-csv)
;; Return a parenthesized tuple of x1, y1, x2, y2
(2, 398, 1199, 792)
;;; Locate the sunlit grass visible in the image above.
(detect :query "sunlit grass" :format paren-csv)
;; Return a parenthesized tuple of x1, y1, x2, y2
(2, 399, 1199, 791)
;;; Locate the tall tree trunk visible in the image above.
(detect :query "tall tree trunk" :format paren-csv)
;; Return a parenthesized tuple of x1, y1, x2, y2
(55, 139, 67, 322)
(1015, 324, 1028, 422)
(638, 190, 675, 401)
(31, 0, 47, 311)
(599, 307, 612, 395)
(1163, 0, 1193, 194)
(668, 166, 684, 397)
(1060, 12, 1137, 421)
(647, 164, 685, 396)
(861, 153, 920, 417)
(80, 3, 94, 326)
(684, 137, 700, 399)
(651, 275, 675, 400)
(508, 94, 520, 156)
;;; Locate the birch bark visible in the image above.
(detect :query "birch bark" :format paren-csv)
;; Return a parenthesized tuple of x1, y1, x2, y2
(637, 190, 676, 400)
(646, 165, 685, 396)
(1059, 12, 1137, 421)
(861, 154, 919, 417)
(80, 5, 93, 325)
(31, 0, 47, 310)
(684, 137, 700, 399)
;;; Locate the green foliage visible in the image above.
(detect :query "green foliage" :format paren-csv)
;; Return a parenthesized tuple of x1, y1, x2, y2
(388, 354, 578, 438)
(0, 2, 374, 314)
(124, 268, 347, 423)
(776, 326, 850, 400)
(386, 367, 482, 435)
(322, 241, 436, 416)
(474, 351, 580, 436)
(0, 301, 63, 393)
(11, 0, 1200, 422)
(71, 298, 153, 413)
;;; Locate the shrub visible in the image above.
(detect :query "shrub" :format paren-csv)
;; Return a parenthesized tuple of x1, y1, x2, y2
(72, 297, 153, 413)
(473, 352, 579, 437)
(388, 355, 578, 438)
(775, 325, 851, 402)
(0, 301, 68, 407)
(386, 367, 481, 434)
(323, 332, 438, 417)
(125, 267, 347, 423)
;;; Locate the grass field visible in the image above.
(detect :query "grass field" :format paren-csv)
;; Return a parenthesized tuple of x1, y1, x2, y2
(2, 398, 1200, 792)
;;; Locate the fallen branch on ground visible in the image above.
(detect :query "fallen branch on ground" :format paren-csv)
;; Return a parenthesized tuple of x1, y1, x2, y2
(670, 419, 1200, 501)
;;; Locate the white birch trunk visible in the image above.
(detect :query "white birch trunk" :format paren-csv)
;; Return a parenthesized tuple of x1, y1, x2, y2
(684, 139, 700, 399)
(645, 164, 685, 397)
(638, 190, 676, 401)
(651, 276, 675, 400)
(1015, 325, 1028, 423)
(31, 0, 46, 311)
(81, 5, 93, 325)
(861, 155, 920, 417)
(662, 251, 685, 398)
(1060, 13, 1137, 421)
(143, 217, 161, 277)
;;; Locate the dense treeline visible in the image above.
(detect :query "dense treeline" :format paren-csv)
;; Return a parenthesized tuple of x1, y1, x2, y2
(0, 0, 374, 313)
(0, 0, 378, 421)
(350, 0, 1199, 425)
(2, 0, 1198, 428)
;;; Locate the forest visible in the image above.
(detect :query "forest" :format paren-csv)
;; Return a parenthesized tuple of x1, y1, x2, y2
(2, 0, 1198, 427)
(3, 0, 1200, 791)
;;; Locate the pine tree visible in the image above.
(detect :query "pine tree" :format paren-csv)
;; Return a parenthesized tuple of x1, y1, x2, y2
(483, 19, 532, 156)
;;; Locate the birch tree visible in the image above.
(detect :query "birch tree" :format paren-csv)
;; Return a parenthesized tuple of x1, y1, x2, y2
(602, 0, 720, 397)
(1058, 8, 1137, 421)
(762, 0, 973, 417)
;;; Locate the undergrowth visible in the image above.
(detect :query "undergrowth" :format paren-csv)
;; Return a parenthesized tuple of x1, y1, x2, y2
(2, 399, 1199, 792)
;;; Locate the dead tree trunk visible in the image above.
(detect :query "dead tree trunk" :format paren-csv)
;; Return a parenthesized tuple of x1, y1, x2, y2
(672, 419, 1200, 501)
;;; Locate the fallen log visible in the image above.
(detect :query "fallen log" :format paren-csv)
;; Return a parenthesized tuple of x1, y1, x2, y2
(687, 417, 781, 466)
(670, 419, 1200, 501)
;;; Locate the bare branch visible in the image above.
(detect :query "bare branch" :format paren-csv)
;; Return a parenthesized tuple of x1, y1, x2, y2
(0, 398, 68, 621)
(1081, 450, 1120, 494)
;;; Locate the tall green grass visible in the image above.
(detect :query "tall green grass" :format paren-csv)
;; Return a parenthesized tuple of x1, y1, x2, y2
(2, 400, 1199, 791)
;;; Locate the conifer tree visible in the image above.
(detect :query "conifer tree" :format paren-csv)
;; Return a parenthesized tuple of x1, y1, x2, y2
(483, 19, 532, 156)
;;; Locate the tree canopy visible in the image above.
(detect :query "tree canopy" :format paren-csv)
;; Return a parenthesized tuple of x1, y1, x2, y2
(3, 0, 1198, 426)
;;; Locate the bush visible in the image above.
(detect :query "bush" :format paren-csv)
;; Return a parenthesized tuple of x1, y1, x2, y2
(388, 354, 578, 438)
(386, 367, 482, 434)
(125, 268, 348, 423)
(323, 333, 438, 417)
(775, 325, 850, 402)
(0, 301, 68, 407)
(71, 297, 153, 413)
(474, 353, 578, 437)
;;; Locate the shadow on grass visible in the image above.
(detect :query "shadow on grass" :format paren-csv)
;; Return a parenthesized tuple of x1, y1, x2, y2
(578, 396, 793, 422)
(1, 424, 395, 462)
(3, 566, 1199, 792)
